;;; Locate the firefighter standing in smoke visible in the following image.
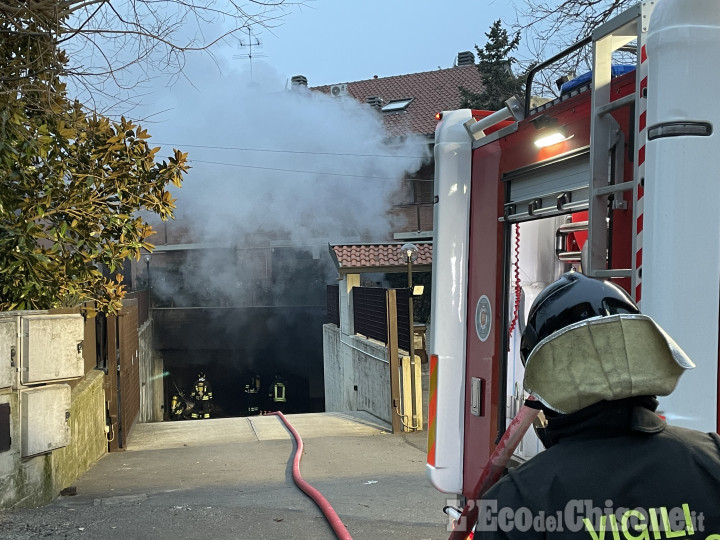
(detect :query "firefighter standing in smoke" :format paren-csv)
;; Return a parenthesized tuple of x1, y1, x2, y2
(267, 374, 287, 412)
(473, 272, 720, 538)
(189, 372, 213, 419)
(244, 374, 261, 415)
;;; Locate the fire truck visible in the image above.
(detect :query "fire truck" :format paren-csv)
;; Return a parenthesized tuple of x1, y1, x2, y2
(426, 0, 720, 517)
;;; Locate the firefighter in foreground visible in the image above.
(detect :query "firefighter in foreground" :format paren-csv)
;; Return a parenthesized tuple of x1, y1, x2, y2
(474, 271, 720, 538)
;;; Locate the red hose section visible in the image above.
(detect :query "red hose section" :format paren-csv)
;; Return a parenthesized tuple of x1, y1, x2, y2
(447, 400, 539, 540)
(507, 223, 522, 345)
(266, 411, 353, 540)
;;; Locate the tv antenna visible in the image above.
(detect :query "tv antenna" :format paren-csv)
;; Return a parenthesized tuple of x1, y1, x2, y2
(235, 27, 266, 80)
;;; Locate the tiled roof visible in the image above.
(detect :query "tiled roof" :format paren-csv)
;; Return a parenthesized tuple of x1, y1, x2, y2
(313, 65, 484, 137)
(329, 242, 432, 275)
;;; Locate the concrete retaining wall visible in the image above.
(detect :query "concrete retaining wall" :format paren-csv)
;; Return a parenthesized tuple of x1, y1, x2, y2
(323, 324, 354, 412)
(138, 320, 164, 423)
(323, 324, 391, 424)
(53, 370, 107, 496)
(0, 370, 106, 509)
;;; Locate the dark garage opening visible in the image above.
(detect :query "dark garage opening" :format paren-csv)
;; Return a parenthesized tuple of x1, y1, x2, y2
(155, 306, 326, 418)
(148, 245, 330, 419)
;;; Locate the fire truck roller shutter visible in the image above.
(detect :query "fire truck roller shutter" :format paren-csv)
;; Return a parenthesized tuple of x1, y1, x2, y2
(644, 0, 720, 432)
(507, 218, 564, 416)
(507, 218, 567, 462)
(427, 109, 474, 493)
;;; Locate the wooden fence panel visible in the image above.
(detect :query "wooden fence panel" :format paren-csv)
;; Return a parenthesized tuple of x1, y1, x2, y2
(326, 285, 339, 326)
(353, 287, 387, 343)
(118, 300, 140, 449)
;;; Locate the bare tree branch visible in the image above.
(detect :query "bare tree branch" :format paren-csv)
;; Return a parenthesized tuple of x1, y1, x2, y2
(0, 1, 306, 113)
(511, 0, 635, 97)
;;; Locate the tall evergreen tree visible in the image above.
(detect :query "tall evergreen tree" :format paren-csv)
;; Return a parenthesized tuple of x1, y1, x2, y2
(460, 20, 524, 111)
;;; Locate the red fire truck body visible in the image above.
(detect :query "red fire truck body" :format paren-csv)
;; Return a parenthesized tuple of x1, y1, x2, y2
(427, 0, 720, 502)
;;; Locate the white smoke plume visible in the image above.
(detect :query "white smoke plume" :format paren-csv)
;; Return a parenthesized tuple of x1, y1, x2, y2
(147, 59, 430, 246)
(140, 57, 430, 306)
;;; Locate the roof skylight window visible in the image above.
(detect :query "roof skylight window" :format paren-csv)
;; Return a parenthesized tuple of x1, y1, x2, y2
(381, 98, 413, 112)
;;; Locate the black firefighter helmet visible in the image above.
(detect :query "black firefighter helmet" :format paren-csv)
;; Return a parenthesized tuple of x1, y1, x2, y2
(519, 270, 639, 365)
(519, 270, 694, 439)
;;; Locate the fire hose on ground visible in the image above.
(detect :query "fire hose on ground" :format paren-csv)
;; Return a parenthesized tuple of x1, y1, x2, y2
(266, 411, 353, 540)
(267, 403, 537, 540)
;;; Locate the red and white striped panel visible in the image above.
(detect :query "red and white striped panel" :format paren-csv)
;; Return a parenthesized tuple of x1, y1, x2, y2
(634, 43, 649, 306)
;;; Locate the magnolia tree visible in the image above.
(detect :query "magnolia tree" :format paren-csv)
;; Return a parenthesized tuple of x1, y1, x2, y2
(0, 1, 302, 312)
(0, 79, 189, 313)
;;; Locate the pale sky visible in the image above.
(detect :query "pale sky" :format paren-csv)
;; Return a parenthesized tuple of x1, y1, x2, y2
(129, 0, 521, 126)
(129, 0, 521, 159)
(243, 0, 520, 88)
(118, 0, 523, 251)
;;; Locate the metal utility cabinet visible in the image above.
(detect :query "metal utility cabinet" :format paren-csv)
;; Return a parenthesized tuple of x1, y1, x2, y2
(20, 385, 71, 457)
(0, 312, 84, 457)
(0, 318, 16, 389)
(19, 314, 85, 384)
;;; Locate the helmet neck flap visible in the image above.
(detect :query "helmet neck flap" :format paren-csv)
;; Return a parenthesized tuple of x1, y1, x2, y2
(520, 271, 694, 414)
(523, 313, 694, 414)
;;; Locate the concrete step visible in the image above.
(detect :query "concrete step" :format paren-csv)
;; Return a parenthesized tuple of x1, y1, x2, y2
(126, 411, 393, 451)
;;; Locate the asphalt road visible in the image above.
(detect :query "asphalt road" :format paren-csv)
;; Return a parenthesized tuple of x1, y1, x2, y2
(0, 412, 453, 539)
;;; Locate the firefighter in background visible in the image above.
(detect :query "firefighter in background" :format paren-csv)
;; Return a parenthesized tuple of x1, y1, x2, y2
(189, 372, 213, 419)
(169, 392, 187, 420)
(244, 374, 262, 415)
(473, 272, 720, 538)
(267, 374, 287, 412)
(168, 373, 191, 420)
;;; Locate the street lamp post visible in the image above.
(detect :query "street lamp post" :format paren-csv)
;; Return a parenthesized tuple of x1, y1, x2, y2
(401, 243, 418, 431)
(144, 255, 151, 305)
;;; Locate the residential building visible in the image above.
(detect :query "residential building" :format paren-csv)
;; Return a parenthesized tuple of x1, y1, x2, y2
(311, 51, 483, 239)
(132, 52, 485, 418)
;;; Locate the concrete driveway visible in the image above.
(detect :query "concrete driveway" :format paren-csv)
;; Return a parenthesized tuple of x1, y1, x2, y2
(0, 412, 453, 539)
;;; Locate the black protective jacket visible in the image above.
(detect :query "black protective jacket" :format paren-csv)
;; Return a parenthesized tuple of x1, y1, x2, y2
(475, 397, 720, 539)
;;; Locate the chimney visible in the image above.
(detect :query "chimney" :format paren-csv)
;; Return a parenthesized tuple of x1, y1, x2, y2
(290, 75, 308, 88)
(457, 51, 475, 66)
(366, 96, 383, 108)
